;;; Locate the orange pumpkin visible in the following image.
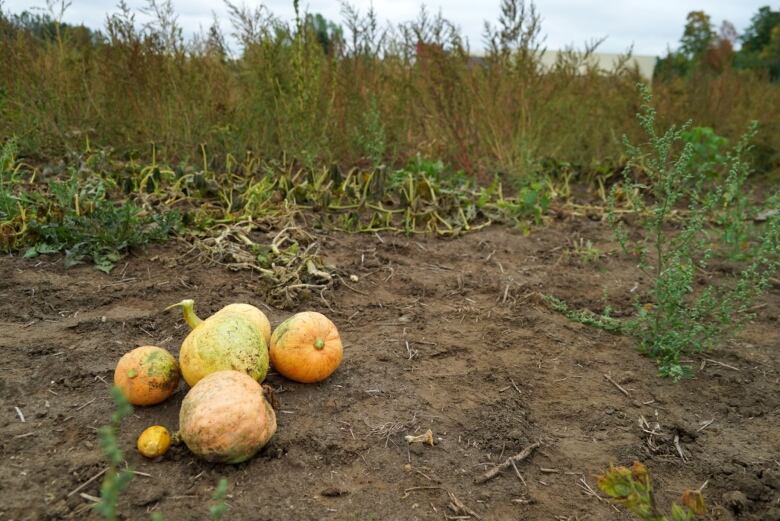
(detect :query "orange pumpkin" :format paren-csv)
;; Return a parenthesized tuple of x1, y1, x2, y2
(114, 346, 180, 405)
(178, 370, 277, 464)
(270, 311, 343, 383)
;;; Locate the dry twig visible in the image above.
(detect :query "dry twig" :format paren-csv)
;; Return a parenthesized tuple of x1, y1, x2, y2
(476, 442, 541, 483)
(603, 374, 630, 397)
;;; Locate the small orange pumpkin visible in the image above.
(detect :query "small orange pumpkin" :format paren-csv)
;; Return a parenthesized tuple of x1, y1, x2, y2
(114, 346, 180, 405)
(178, 370, 277, 464)
(270, 311, 343, 383)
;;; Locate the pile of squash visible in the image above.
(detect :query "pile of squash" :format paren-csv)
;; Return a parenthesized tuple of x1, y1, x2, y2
(113, 299, 343, 464)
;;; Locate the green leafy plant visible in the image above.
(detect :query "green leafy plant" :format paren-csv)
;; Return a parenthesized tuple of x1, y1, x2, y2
(209, 478, 229, 520)
(597, 462, 706, 521)
(94, 386, 134, 521)
(24, 173, 179, 272)
(681, 126, 728, 178)
(0, 138, 32, 251)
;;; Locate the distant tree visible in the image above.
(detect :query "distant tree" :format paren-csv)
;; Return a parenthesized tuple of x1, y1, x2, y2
(654, 48, 689, 80)
(655, 10, 740, 80)
(680, 10, 716, 60)
(0, 8, 100, 47)
(735, 6, 780, 80)
(741, 6, 780, 53)
(655, 10, 717, 79)
(704, 21, 737, 72)
(305, 13, 342, 55)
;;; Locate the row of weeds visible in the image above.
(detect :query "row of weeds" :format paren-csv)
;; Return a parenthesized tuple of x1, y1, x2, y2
(0, 139, 180, 272)
(0, 138, 550, 305)
(2, 1, 779, 178)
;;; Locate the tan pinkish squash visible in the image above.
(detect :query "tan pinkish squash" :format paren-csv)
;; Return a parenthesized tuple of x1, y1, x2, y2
(178, 370, 277, 464)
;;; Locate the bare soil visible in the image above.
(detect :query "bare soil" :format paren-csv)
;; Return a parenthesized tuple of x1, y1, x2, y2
(1, 217, 779, 521)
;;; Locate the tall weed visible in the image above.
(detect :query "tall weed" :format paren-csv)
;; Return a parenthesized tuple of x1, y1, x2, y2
(6, 1, 777, 180)
(548, 85, 780, 379)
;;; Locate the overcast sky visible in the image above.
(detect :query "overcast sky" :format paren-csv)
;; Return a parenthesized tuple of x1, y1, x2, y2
(3, 0, 772, 55)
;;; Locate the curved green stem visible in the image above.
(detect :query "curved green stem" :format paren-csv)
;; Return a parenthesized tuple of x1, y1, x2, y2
(314, 338, 325, 350)
(164, 299, 202, 329)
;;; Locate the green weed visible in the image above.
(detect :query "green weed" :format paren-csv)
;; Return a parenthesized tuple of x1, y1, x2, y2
(543, 295, 624, 333)
(610, 86, 780, 378)
(94, 387, 134, 521)
(549, 85, 780, 379)
(24, 173, 179, 272)
(209, 478, 229, 520)
(564, 237, 604, 263)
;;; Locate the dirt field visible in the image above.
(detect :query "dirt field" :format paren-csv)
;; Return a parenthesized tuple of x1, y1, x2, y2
(2, 217, 779, 521)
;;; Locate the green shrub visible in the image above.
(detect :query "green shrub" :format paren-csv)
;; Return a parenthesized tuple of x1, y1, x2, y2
(548, 85, 780, 379)
(23, 173, 179, 272)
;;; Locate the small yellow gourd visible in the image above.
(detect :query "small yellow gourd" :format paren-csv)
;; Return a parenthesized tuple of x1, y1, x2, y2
(137, 426, 172, 458)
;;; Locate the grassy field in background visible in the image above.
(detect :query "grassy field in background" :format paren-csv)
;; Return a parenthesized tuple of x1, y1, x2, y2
(2, 1, 780, 181)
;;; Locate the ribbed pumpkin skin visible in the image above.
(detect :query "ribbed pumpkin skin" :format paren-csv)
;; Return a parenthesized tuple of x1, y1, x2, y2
(270, 312, 343, 383)
(218, 303, 271, 347)
(180, 311, 269, 387)
(179, 371, 277, 464)
(114, 346, 180, 405)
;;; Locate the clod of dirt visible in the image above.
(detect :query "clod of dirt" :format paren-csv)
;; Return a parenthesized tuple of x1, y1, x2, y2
(132, 485, 168, 507)
(722, 490, 748, 514)
(320, 487, 349, 497)
(726, 473, 773, 502)
(762, 469, 780, 491)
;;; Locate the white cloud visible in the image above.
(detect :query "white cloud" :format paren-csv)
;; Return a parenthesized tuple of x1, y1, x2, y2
(3, 0, 771, 55)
